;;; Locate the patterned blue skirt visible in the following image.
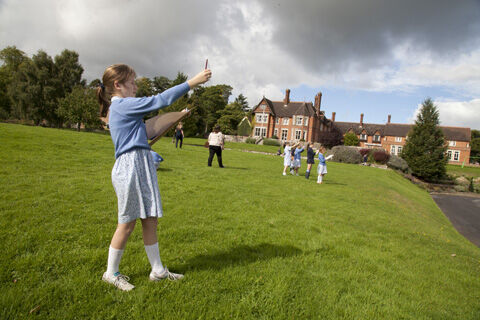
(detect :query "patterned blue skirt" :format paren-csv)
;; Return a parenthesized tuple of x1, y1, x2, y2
(112, 148, 162, 224)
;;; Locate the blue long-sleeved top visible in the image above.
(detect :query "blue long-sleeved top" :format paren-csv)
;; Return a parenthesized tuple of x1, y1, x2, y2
(108, 82, 190, 158)
(294, 147, 304, 160)
(318, 153, 326, 165)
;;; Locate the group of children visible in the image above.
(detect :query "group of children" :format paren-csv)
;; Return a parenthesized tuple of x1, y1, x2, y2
(282, 142, 328, 184)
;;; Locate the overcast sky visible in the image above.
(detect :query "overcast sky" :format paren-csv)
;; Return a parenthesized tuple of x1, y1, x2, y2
(1, 0, 479, 129)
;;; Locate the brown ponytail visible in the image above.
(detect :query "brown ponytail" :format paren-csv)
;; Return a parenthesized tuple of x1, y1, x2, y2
(97, 64, 136, 117)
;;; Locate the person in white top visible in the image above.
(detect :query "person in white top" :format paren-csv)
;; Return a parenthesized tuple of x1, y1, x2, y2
(207, 125, 225, 167)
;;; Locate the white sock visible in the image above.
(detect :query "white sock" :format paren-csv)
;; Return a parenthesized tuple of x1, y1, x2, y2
(317, 175, 323, 183)
(106, 246, 124, 276)
(144, 242, 165, 273)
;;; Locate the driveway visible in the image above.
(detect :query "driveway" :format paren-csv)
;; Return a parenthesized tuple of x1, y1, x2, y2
(431, 193, 480, 247)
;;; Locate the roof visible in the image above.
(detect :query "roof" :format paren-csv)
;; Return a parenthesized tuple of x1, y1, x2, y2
(334, 122, 470, 141)
(333, 122, 385, 136)
(253, 98, 321, 118)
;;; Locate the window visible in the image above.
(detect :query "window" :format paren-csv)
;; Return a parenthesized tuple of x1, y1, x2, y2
(282, 118, 289, 125)
(255, 114, 262, 123)
(373, 134, 380, 142)
(449, 141, 456, 147)
(360, 133, 367, 141)
(397, 146, 403, 154)
(274, 129, 278, 137)
(275, 118, 279, 124)
(320, 123, 324, 131)
(254, 127, 261, 137)
(395, 137, 402, 142)
(454, 151, 460, 161)
(262, 114, 268, 123)
(391, 145, 396, 154)
(296, 116, 303, 126)
(304, 117, 308, 126)
(447, 150, 453, 160)
(303, 131, 307, 140)
(281, 129, 288, 140)
(295, 130, 302, 140)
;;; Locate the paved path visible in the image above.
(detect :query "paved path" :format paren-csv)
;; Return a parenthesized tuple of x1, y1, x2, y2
(431, 193, 480, 247)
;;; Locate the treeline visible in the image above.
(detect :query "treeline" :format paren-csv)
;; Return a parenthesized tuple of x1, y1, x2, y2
(0, 46, 251, 136)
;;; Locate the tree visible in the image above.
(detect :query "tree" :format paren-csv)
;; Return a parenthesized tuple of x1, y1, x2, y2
(235, 93, 249, 111)
(54, 49, 84, 95)
(343, 132, 359, 146)
(0, 46, 29, 119)
(470, 129, 480, 163)
(56, 86, 102, 130)
(152, 76, 172, 93)
(135, 77, 154, 97)
(216, 101, 245, 135)
(318, 126, 343, 148)
(402, 98, 447, 181)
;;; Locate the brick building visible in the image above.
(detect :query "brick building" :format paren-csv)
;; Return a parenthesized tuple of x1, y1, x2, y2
(251, 89, 471, 165)
(332, 114, 471, 165)
(251, 89, 330, 142)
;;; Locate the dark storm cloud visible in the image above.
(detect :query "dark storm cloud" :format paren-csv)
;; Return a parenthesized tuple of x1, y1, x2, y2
(262, 0, 480, 73)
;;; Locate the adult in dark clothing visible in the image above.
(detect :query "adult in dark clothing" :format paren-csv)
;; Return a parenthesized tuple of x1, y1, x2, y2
(175, 123, 184, 148)
(305, 142, 315, 179)
(207, 125, 224, 167)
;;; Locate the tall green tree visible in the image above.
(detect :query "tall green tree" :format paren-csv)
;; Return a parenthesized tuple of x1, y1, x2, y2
(56, 86, 102, 130)
(135, 77, 154, 97)
(235, 93, 249, 111)
(216, 101, 245, 135)
(0, 46, 29, 119)
(54, 49, 84, 95)
(152, 76, 172, 93)
(470, 129, 480, 163)
(402, 98, 447, 181)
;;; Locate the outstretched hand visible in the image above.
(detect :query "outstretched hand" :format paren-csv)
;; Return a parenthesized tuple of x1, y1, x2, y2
(188, 69, 212, 88)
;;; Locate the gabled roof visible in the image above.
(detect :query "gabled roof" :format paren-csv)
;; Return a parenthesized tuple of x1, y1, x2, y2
(333, 122, 385, 136)
(384, 123, 412, 137)
(253, 98, 320, 118)
(385, 123, 470, 141)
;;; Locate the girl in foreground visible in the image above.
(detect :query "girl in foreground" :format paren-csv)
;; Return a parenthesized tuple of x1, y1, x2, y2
(97, 64, 211, 291)
(317, 147, 328, 184)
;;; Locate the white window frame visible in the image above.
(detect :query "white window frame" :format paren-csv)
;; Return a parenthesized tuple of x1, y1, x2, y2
(281, 129, 288, 140)
(373, 134, 381, 143)
(395, 137, 402, 142)
(360, 133, 367, 141)
(304, 117, 308, 126)
(397, 146, 403, 155)
(254, 127, 261, 137)
(303, 130, 307, 140)
(262, 114, 268, 123)
(255, 114, 263, 123)
(296, 116, 303, 126)
(447, 150, 453, 160)
(449, 141, 456, 147)
(391, 145, 396, 155)
(274, 129, 278, 137)
(453, 150, 460, 161)
(282, 117, 289, 125)
(295, 129, 302, 140)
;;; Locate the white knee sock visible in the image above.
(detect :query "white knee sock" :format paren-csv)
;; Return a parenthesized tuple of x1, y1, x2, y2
(144, 242, 165, 273)
(106, 246, 124, 276)
(317, 175, 323, 183)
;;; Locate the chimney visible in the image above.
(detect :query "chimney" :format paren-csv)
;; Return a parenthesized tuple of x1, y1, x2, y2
(360, 113, 364, 126)
(314, 92, 322, 116)
(387, 114, 391, 124)
(331, 112, 336, 122)
(284, 89, 290, 105)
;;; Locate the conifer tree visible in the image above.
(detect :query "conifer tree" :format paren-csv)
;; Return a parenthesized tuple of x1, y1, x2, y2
(402, 98, 447, 181)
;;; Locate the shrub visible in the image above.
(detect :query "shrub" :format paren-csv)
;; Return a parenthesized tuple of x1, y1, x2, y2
(246, 137, 256, 144)
(271, 135, 279, 139)
(331, 146, 362, 164)
(387, 155, 410, 173)
(373, 150, 390, 164)
(359, 149, 370, 157)
(343, 132, 359, 146)
(263, 138, 281, 146)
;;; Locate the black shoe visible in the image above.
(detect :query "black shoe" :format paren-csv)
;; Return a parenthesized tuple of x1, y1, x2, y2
(219, 165, 224, 168)
(305, 171, 310, 179)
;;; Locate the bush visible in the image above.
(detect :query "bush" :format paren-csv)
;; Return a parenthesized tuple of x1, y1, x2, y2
(373, 150, 390, 164)
(387, 155, 410, 173)
(271, 135, 279, 139)
(359, 148, 370, 157)
(331, 146, 362, 164)
(343, 132, 359, 146)
(263, 138, 281, 146)
(246, 137, 256, 144)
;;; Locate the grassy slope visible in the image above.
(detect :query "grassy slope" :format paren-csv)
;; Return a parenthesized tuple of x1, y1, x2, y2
(447, 164, 480, 178)
(0, 123, 479, 319)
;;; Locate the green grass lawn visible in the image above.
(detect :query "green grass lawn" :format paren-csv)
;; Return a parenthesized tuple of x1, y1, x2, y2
(1, 123, 479, 319)
(447, 164, 480, 178)
(182, 137, 281, 154)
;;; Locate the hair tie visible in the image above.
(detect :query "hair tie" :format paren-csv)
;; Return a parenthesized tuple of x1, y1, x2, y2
(99, 82, 105, 90)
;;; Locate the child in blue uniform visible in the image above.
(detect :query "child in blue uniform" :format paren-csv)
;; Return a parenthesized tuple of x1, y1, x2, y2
(97, 64, 211, 291)
(292, 144, 304, 176)
(317, 147, 328, 184)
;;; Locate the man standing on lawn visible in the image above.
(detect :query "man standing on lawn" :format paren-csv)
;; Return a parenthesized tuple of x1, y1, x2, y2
(207, 125, 225, 168)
